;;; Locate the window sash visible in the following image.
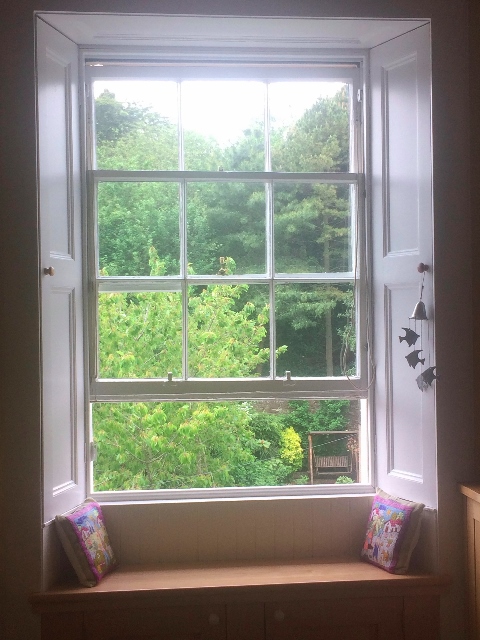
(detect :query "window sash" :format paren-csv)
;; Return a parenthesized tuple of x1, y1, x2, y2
(91, 378, 368, 402)
(89, 171, 363, 388)
(87, 65, 368, 399)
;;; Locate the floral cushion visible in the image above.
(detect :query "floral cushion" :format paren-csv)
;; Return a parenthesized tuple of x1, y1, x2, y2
(55, 499, 117, 587)
(361, 489, 424, 574)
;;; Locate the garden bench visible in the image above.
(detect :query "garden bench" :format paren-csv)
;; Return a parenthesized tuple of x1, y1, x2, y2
(314, 454, 352, 476)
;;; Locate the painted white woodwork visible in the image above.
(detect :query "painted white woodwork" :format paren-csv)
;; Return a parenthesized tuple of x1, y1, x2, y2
(35, 13, 436, 515)
(371, 25, 436, 507)
(100, 497, 375, 565)
(36, 13, 428, 50)
(37, 19, 86, 523)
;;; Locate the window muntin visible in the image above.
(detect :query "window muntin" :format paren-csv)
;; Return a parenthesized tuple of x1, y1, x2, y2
(92, 174, 359, 383)
(87, 62, 368, 495)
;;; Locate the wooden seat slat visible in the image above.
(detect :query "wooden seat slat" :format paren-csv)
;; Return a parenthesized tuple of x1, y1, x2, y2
(314, 455, 349, 468)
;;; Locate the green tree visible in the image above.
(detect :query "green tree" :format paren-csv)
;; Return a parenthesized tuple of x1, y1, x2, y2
(272, 88, 350, 173)
(270, 88, 353, 376)
(95, 89, 223, 277)
(94, 401, 257, 490)
(282, 400, 353, 460)
(94, 250, 293, 490)
(92, 88, 357, 490)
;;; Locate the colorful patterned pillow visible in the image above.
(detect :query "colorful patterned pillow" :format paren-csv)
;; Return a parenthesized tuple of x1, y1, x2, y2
(361, 489, 424, 574)
(55, 499, 117, 587)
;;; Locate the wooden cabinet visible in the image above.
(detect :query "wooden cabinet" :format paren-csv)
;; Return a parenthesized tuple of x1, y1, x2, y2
(461, 484, 480, 639)
(30, 559, 447, 640)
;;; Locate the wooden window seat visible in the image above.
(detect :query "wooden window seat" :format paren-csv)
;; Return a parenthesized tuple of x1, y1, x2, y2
(30, 558, 449, 640)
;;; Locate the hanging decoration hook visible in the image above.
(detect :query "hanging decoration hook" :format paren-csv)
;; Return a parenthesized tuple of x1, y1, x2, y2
(410, 264, 429, 320)
(398, 262, 436, 390)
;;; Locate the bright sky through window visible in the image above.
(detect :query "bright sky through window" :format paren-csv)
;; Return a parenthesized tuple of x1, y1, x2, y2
(93, 80, 345, 147)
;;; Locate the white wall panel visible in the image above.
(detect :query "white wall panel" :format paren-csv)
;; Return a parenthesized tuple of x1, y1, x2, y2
(386, 285, 423, 480)
(42, 47, 74, 259)
(383, 54, 420, 256)
(98, 497, 374, 565)
(37, 19, 86, 523)
(371, 25, 436, 507)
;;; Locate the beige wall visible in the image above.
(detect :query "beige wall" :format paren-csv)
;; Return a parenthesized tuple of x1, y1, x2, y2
(471, 0, 480, 467)
(0, 1, 475, 638)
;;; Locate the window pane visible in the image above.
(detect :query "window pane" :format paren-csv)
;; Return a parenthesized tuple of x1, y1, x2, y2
(275, 283, 356, 377)
(270, 82, 351, 172)
(274, 183, 352, 274)
(98, 291, 182, 378)
(182, 81, 265, 171)
(94, 80, 179, 170)
(188, 284, 270, 378)
(97, 182, 180, 277)
(187, 182, 266, 275)
(92, 399, 361, 490)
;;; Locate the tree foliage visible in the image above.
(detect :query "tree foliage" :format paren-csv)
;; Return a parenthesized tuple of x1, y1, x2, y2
(93, 85, 358, 490)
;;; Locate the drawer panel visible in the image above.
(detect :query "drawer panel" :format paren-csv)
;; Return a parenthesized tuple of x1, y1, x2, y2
(265, 597, 404, 640)
(84, 604, 226, 640)
(226, 603, 264, 640)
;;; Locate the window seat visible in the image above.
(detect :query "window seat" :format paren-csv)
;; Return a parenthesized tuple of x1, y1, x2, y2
(30, 558, 449, 639)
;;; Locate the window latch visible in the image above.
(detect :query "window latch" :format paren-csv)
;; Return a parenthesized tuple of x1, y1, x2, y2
(89, 442, 98, 462)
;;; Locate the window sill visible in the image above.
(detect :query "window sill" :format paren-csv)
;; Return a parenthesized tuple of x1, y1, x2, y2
(91, 483, 376, 505)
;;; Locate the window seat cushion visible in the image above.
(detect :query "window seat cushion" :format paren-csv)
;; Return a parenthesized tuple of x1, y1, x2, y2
(361, 489, 424, 574)
(55, 499, 118, 587)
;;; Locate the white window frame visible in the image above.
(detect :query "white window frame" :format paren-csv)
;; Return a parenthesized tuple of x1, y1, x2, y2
(83, 53, 374, 501)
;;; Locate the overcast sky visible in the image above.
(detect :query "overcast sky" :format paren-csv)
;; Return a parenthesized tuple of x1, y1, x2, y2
(94, 79, 346, 146)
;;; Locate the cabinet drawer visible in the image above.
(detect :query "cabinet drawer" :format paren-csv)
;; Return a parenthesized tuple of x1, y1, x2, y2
(265, 597, 404, 640)
(226, 603, 264, 640)
(84, 604, 226, 640)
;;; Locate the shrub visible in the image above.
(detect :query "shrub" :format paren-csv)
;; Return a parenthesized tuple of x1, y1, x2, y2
(280, 427, 303, 469)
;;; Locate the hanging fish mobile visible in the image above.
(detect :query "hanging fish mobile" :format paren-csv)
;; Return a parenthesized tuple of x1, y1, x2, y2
(405, 350, 425, 369)
(398, 263, 437, 389)
(416, 366, 437, 391)
(399, 327, 420, 347)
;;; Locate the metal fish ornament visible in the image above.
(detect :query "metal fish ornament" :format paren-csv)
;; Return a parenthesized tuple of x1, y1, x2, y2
(416, 366, 437, 391)
(405, 350, 425, 369)
(399, 327, 420, 347)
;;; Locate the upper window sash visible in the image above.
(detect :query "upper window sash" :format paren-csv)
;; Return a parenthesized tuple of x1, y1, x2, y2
(86, 62, 367, 396)
(86, 63, 361, 174)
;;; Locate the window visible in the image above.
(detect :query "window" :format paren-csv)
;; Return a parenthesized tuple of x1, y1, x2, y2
(86, 61, 370, 495)
(37, 15, 435, 519)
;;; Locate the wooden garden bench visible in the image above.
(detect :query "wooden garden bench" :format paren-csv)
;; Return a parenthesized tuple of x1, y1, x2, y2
(314, 454, 352, 476)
